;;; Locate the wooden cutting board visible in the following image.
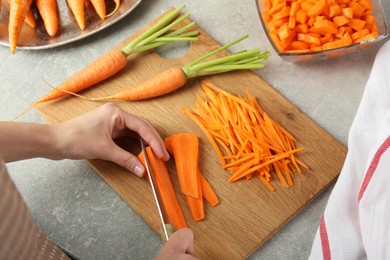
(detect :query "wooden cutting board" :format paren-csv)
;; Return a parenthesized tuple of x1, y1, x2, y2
(36, 12, 347, 260)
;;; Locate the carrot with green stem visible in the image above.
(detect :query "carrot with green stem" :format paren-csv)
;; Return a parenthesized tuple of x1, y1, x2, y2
(54, 35, 270, 102)
(13, 4, 198, 121)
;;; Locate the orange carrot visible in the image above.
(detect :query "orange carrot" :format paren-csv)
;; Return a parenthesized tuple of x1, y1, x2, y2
(66, 0, 85, 30)
(200, 172, 219, 206)
(8, 0, 33, 54)
(36, 0, 58, 36)
(183, 80, 307, 191)
(13, 5, 199, 121)
(185, 171, 204, 221)
(90, 0, 105, 19)
(260, 0, 380, 53)
(24, 5, 36, 28)
(164, 133, 200, 198)
(138, 146, 188, 230)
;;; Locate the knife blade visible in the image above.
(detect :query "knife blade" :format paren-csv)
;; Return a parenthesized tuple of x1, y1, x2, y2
(139, 138, 173, 242)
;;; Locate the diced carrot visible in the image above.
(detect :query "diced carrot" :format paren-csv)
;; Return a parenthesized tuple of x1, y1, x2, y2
(311, 19, 339, 34)
(295, 23, 309, 33)
(342, 7, 353, 18)
(278, 22, 292, 40)
(333, 15, 350, 26)
(348, 18, 366, 31)
(351, 28, 369, 40)
(323, 39, 344, 49)
(290, 2, 301, 16)
(288, 15, 296, 29)
(296, 9, 308, 24)
(341, 31, 353, 45)
(301, 1, 314, 12)
(328, 3, 342, 17)
(298, 33, 321, 45)
(273, 6, 291, 20)
(359, 0, 373, 10)
(350, 2, 365, 17)
(353, 31, 378, 43)
(307, 0, 326, 17)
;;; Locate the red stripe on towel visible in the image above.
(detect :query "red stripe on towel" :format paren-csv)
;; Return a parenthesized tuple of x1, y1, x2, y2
(358, 135, 390, 202)
(320, 215, 331, 260)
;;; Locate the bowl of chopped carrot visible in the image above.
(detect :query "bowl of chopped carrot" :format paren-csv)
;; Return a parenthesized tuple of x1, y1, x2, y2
(255, 0, 388, 62)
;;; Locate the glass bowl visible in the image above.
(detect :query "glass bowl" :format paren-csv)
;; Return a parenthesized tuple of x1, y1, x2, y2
(255, 0, 388, 62)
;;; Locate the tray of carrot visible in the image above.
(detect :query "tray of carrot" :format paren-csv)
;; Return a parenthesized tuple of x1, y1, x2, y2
(23, 5, 348, 259)
(0, 0, 143, 53)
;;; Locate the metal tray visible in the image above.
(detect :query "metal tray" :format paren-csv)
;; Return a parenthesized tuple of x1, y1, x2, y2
(0, 0, 143, 50)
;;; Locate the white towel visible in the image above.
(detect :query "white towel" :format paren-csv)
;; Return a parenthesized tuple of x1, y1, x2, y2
(309, 39, 390, 260)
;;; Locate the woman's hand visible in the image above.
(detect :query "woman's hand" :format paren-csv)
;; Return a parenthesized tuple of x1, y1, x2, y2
(155, 228, 198, 260)
(54, 103, 169, 176)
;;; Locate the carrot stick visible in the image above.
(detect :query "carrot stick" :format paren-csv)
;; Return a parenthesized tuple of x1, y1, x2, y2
(67, 0, 85, 30)
(185, 171, 204, 221)
(8, 0, 33, 54)
(164, 133, 200, 198)
(138, 147, 188, 230)
(200, 173, 219, 206)
(36, 0, 59, 36)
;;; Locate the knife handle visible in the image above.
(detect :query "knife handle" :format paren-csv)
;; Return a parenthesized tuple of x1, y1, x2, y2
(159, 223, 175, 243)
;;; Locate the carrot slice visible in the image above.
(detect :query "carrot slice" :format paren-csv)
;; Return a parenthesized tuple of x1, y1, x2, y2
(138, 147, 188, 230)
(164, 133, 200, 198)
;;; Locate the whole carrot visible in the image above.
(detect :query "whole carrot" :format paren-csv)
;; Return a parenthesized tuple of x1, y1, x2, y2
(90, 0, 105, 19)
(13, 5, 198, 121)
(24, 6, 36, 28)
(67, 0, 85, 30)
(65, 35, 270, 102)
(8, 0, 33, 54)
(36, 0, 58, 36)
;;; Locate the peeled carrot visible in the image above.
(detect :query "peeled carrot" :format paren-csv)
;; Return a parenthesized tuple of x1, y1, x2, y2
(183, 80, 308, 191)
(8, 0, 33, 54)
(259, 0, 380, 53)
(138, 146, 188, 230)
(13, 5, 199, 121)
(24, 5, 36, 28)
(200, 173, 219, 207)
(36, 0, 58, 36)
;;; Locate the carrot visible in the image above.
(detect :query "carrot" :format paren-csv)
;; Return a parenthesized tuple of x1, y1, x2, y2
(13, 5, 199, 121)
(50, 35, 270, 102)
(200, 172, 219, 206)
(138, 146, 188, 230)
(66, 0, 85, 30)
(164, 132, 219, 221)
(8, 0, 33, 54)
(24, 5, 36, 28)
(260, 0, 381, 53)
(183, 80, 307, 191)
(90, 0, 105, 19)
(36, 0, 59, 36)
(164, 133, 200, 198)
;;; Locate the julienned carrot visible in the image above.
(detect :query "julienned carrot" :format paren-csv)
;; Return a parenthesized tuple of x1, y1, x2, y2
(36, 0, 59, 36)
(184, 171, 204, 221)
(67, 0, 85, 30)
(164, 133, 199, 198)
(8, 0, 33, 54)
(183, 80, 308, 191)
(54, 35, 270, 102)
(90, 0, 105, 19)
(13, 5, 199, 121)
(138, 146, 188, 230)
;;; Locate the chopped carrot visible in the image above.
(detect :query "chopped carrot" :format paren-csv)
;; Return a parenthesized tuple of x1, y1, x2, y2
(183, 80, 307, 191)
(261, 0, 380, 53)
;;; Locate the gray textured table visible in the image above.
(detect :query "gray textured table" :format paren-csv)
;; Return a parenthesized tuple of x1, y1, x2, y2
(1, 0, 389, 259)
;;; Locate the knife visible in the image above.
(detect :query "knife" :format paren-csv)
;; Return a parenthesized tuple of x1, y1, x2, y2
(139, 137, 174, 242)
